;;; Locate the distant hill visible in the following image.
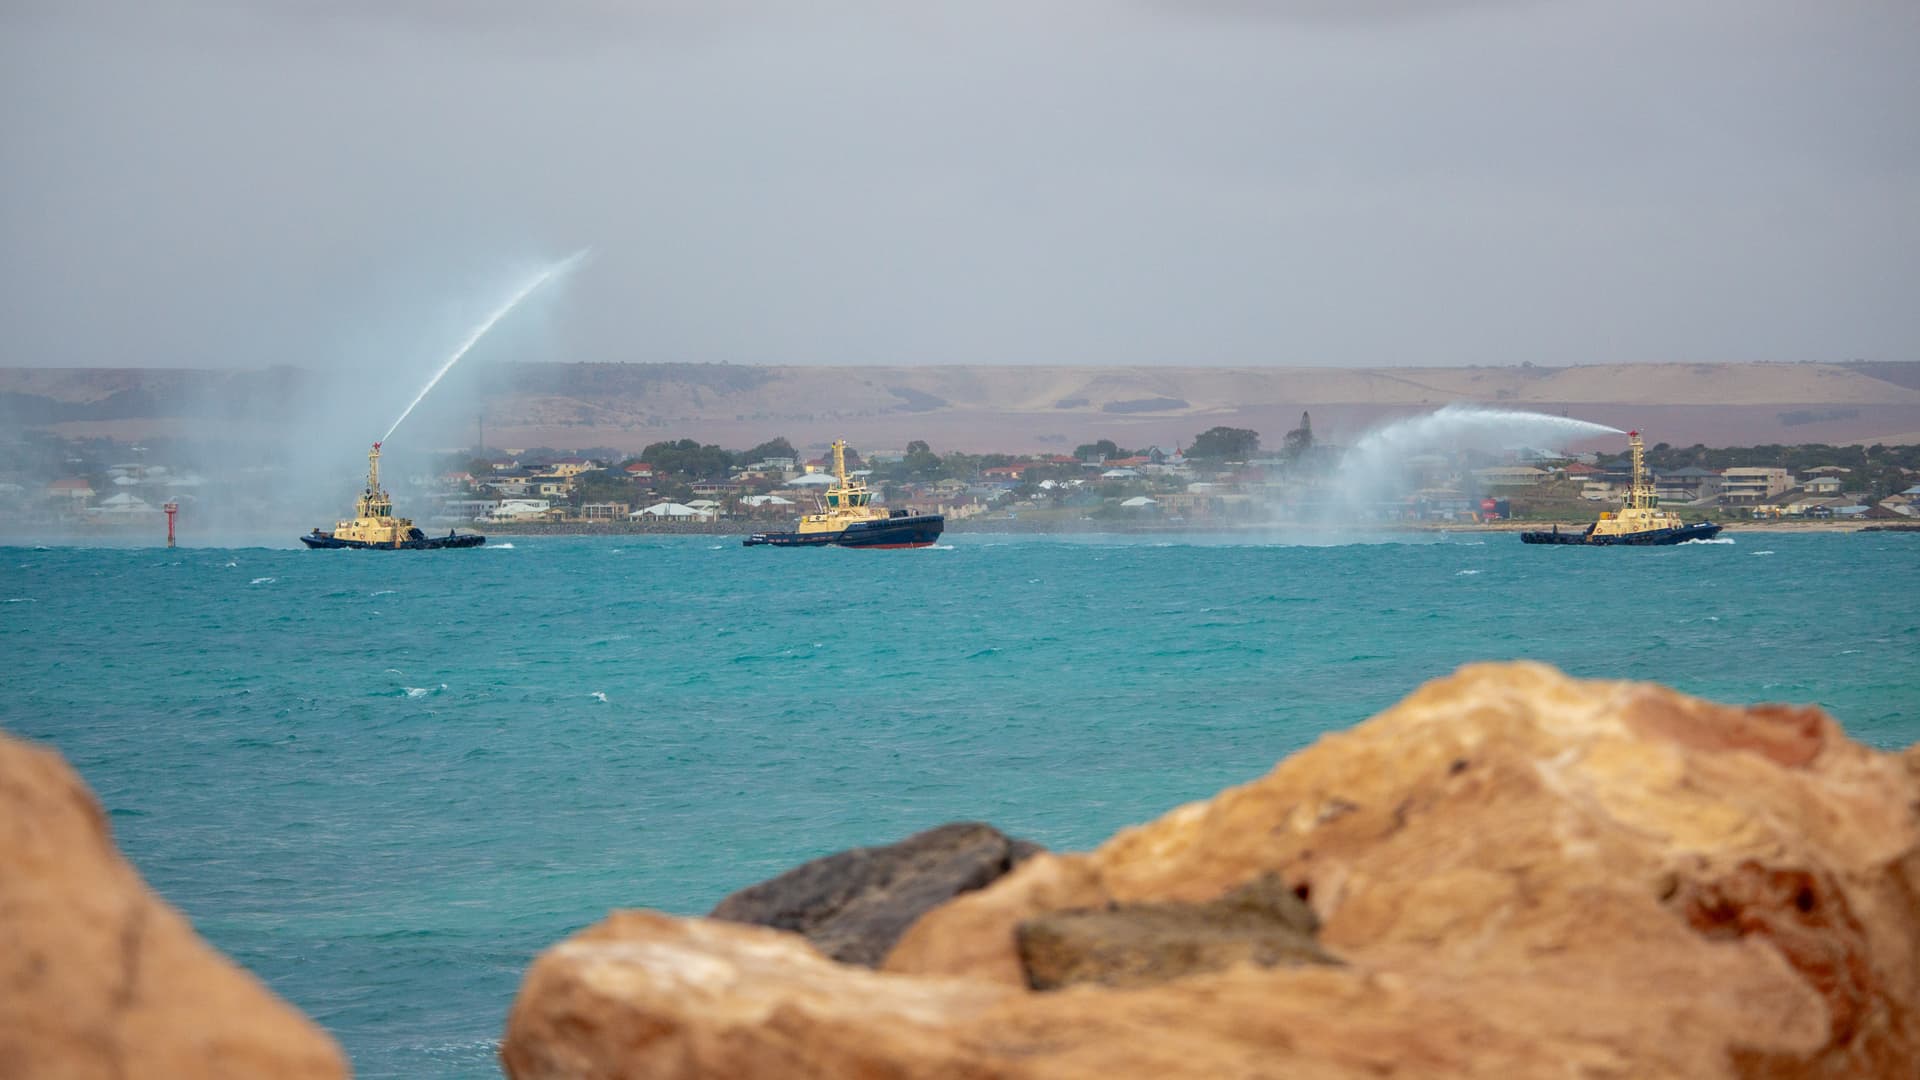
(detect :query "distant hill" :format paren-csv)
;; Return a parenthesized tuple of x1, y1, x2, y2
(5, 361, 1918, 452)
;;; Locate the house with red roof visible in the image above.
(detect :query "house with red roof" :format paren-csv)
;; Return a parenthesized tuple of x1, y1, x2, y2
(46, 477, 94, 502)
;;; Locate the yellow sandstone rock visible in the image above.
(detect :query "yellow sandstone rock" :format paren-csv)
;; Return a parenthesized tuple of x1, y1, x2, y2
(0, 732, 347, 1080)
(503, 662, 1920, 1079)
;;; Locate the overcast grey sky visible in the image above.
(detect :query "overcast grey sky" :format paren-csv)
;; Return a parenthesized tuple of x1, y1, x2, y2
(2, 0, 1915, 371)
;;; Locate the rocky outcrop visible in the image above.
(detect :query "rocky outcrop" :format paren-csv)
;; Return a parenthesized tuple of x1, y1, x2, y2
(708, 822, 1040, 968)
(0, 731, 347, 1080)
(501, 662, 1920, 1079)
(1014, 872, 1337, 991)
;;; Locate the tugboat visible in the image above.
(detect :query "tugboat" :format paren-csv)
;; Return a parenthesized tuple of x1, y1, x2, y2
(1521, 431, 1722, 546)
(743, 440, 943, 548)
(300, 442, 486, 550)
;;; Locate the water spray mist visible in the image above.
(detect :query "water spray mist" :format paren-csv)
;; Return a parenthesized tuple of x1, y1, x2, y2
(381, 248, 592, 445)
(1332, 406, 1621, 519)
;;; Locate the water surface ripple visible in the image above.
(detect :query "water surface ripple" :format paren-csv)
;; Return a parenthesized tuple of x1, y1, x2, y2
(5, 534, 1916, 1077)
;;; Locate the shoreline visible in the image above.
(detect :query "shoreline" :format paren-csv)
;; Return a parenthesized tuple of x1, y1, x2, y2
(1, 518, 1900, 546)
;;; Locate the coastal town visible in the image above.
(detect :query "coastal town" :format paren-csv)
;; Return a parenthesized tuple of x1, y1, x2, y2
(7, 417, 1919, 537)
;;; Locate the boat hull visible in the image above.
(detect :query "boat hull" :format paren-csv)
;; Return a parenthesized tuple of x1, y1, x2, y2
(1520, 522, 1723, 546)
(744, 513, 943, 549)
(299, 532, 487, 550)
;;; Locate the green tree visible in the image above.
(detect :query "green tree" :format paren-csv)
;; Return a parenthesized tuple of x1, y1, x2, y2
(571, 469, 637, 507)
(1189, 426, 1260, 461)
(900, 441, 942, 479)
(1074, 439, 1123, 462)
(641, 439, 735, 481)
(739, 437, 797, 465)
(1281, 412, 1313, 461)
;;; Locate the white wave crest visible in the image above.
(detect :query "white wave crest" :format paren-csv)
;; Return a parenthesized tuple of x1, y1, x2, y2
(249, 576, 276, 585)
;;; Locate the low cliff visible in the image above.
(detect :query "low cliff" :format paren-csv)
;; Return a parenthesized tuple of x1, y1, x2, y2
(502, 662, 1920, 1079)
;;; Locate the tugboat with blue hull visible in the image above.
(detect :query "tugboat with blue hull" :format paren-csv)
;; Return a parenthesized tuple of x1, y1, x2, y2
(1522, 431, 1722, 546)
(744, 440, 943, 549)
(300, 442, 486, 550)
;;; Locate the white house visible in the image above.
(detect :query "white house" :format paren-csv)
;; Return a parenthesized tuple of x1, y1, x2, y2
(631, 501, 713, 521)
(90, 493, 155, 516)
(1472, 466, 1548, 487)
(488, 499, 552, 521)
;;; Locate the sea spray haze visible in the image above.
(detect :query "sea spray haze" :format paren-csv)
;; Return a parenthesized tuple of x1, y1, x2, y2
(1271, 407, 1623, 539)
(9, 254, 594, 547)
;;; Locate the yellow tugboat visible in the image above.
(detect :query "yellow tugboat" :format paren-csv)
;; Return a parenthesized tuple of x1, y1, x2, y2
(743, 440, 943, 548)
(1521, 430, 1722, 546)
(300, 442, 485, 549)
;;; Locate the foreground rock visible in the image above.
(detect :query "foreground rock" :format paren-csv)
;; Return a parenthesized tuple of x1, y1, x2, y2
(0, 732, 347, 1080)
(1015, 871, 1337, 991)
(709, 821, 1040, 967)
(503, 662, 1920, 1079)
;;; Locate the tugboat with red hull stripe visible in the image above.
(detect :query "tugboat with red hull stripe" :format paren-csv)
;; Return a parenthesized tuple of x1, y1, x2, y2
(744, 440, 944, 549)
(299, 442, 486, 550)
(1521, 430, 1722, 546)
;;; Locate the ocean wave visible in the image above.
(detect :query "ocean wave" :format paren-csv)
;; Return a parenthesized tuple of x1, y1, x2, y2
(1681, 537, 1735, 545)
(402, 684, 448, 698)
(589, 691, 608, 702)
(1455, 569, 1481, 576)
(370, 589, 397, 597)
(249, 576, 276, 585)
(409, 1039, 501, 1062)
(491, 543, 515, 550)
(1751, 550, 1776, 556)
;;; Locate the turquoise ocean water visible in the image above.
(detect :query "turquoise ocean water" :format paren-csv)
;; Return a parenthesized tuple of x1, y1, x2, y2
(5, 533, 1917, 1077)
